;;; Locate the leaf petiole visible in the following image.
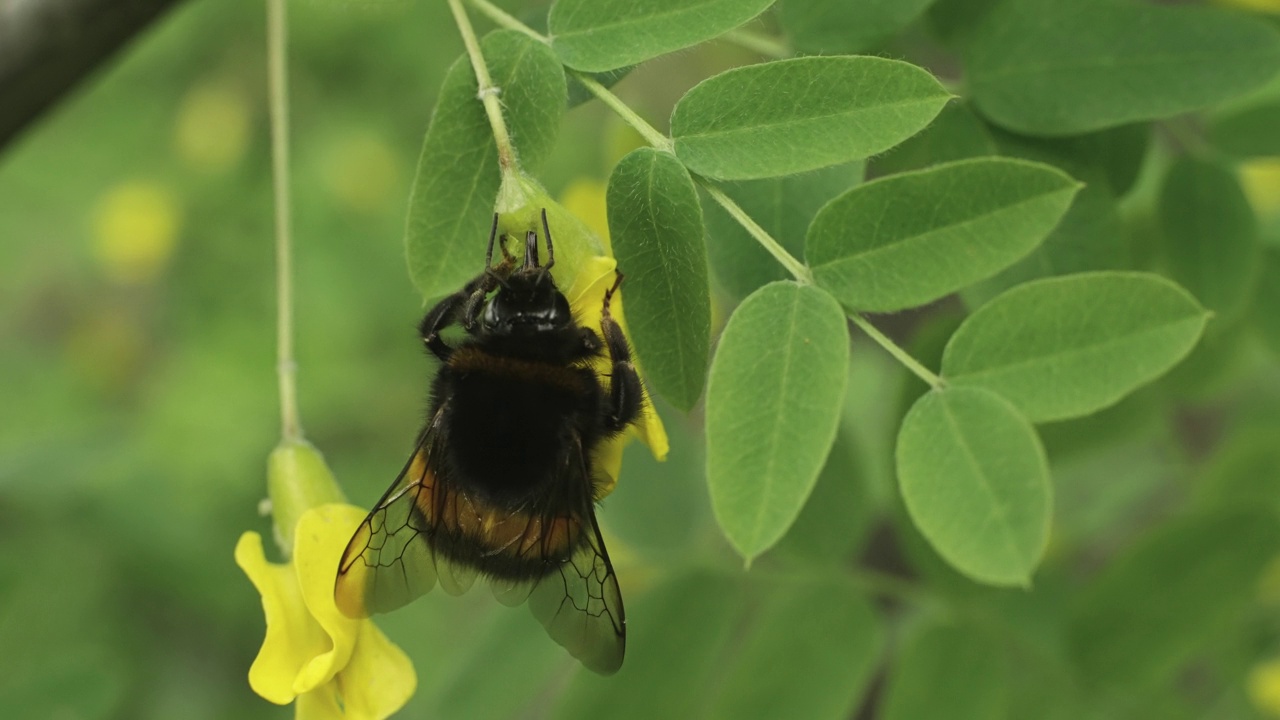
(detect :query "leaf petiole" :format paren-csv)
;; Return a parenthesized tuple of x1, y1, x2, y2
(448, 0, 517, 171)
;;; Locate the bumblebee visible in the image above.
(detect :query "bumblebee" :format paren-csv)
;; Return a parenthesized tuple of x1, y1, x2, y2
(334, 210, 642, 675)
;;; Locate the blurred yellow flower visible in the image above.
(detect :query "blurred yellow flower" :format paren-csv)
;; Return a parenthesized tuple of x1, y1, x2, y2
(1214, 0, 1280, 13)
(1251, 657, 1280, 716)
(236, 504, 415, 719)
(92, 181, 181, 285)
(1240, 158, 1280, 220)
(174, 80, 252, 173)
(321, 131, 400, 214)
(560, 179, 610, 243)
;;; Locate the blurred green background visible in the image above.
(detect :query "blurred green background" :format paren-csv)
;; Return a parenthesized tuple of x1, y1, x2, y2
(5, 0, 1280, 718)
(0, 1, 735, 716)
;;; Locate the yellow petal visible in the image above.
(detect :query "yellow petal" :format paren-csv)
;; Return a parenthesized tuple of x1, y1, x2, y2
(334, 622, 417, 720)
(294, 684, 346, 720)
(1251, 658, 1280, 716)
(567, 259, 670, 464)
(290, 504, 371, 694)
(559, 180, 611, 250)
(235, 532, 329, 705)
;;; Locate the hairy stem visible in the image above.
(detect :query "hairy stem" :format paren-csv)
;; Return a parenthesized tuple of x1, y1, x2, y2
(267, 0, 301, 442)
(699, 183, 813, 284)
(465, 0, 941, 389)
(721, 28, 790, 58)
(848, 312, 944, 389)
(468, 0, 546, 43)
(571, 71, 673, 151)
(448, 0, 516, 170)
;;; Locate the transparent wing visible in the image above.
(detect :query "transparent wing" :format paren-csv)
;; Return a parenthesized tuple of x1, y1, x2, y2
(526, 441, 627, 675)
(334, 409, 457, 618)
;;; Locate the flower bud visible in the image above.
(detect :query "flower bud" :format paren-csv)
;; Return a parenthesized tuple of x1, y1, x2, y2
(267, 440, 345, 554)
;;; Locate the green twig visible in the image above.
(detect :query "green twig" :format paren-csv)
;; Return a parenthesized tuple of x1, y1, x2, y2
(1161, 118, 1214, 160)
(267, 0, 301, 442)
(699, 183, 813, 284)
(571, 71, 673, 152)
(468, 0, 547, 43)
(848, 312, 944, 389)
(721, 28, 790, 58)
(467, 0, 939, 392)
(448, 0, 516, 170)
(848, 566, 948, 614)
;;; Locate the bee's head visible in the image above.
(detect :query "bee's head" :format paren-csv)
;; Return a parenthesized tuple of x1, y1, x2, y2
(479, 230, 571, 335)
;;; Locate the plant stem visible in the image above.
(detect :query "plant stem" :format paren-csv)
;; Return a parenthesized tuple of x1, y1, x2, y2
(267, 0, 301, 442)
(699, 182, 813, 284)
(571, 71, 673, 152)
(469, 0, 941, 390)
(468, 0, 547, 43)
(448, 0, 516, 171)
(848, 312, 944, 389)
(1161, 118, 1214, 159)
(848, 566, 947, 613)
(721, 28, 790, 58)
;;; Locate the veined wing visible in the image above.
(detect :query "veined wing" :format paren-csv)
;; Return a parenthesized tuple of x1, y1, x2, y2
(527, 436, 627, 675)
(334, 408, 466, 618)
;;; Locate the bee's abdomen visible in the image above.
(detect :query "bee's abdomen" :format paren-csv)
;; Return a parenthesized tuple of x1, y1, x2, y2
(410, 451, 583, 581)
(441, 346, 600, 503)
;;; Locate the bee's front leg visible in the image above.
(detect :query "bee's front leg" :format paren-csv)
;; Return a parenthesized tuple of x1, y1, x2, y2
(419, 272, 495, 361)
(599, 273, 642, 433)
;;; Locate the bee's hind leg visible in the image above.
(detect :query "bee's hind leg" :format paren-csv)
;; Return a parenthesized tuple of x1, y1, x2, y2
(599, 273, 643, 433)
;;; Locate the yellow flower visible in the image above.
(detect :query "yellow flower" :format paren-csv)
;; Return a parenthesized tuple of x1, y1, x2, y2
(1251, 657, 1280, 716)
(496, 176, 669, 497)
(238, 441, 415, 719)
(236, 505, 415, 719)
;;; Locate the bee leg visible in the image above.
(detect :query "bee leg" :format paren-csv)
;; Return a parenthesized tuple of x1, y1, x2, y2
(600, 273, 642, 433)
(419, 272, 497, 361)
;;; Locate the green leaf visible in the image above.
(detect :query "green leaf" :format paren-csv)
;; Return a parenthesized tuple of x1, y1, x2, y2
(881, 623, 1008, 720)
(556, 573, 748, 719)
(943, 272, 1210, 422)
(959, 123, 1148, 305)
(986, 121, 1152, 197)
(607, 149, 711, 411)
(549, 0, 774, 72)
(961, 183, 1126, 309)
(869, 100, 998, 177)
(1210, 101, 1280, 158)
(1159, 313, 1253, 402)
(1255, 249, 1280, 358)
(1158, 156, 1260, 318)
(777, 0, 936, 54)
(708, 579, 883, 719)
(433, 611, 564, 718)
(706, 282, 850, 563)
(964, 0, 1280, 135)
(896, 386, 1051, 586)
(807, 158, 1080, 312)
(770, 430, 874, 565)
(404, 32, 566, 299)
(603, 399, 712, 554)
(1069, 509, 1280, 691)
(1194, 426, 1280, 514)
(702, 162, 863, 300)
(671, 57, 950, 180)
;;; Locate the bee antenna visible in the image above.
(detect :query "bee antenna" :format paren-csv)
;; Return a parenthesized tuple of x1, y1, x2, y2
(484, 213, 499, 269)
(524, 230, 539, 269)
(541, 208, 555, 270)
